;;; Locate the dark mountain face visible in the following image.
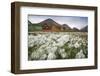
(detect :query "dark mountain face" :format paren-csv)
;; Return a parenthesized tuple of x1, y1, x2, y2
(80, 26, 88, 32)
(62, 24, 71, 30)
(39, 18, 61, 27)
(73, 27, 79, 32)
(41, 18, 56, 23)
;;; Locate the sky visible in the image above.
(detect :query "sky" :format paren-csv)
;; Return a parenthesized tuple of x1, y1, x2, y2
(28, 15, 88, 29)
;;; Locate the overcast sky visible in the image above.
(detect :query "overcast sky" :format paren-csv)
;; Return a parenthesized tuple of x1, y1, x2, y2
(28, 15, 88, 29)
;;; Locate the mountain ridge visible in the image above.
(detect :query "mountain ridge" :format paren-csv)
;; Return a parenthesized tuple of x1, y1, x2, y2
(28, 18, 88, 32)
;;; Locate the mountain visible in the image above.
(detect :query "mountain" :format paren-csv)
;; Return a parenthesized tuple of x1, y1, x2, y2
(80, 25, 88, 32)
(62, 24, 71, 30)
(28, 20, 42, 31)
(72, 27, 80, 32)
(39, 18, 61, 27)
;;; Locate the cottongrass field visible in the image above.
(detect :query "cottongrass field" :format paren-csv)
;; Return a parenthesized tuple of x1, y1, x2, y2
(28, 32, 88, 60)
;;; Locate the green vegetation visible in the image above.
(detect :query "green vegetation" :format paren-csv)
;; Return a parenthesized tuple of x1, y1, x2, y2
(28, 24, 42, 32)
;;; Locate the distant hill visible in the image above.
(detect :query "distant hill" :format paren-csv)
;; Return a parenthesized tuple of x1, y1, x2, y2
(73, 27, 80, 32)
(28, 20, 42, 31)
(62, 24, 71, 30)
(80, 25, 88, 32)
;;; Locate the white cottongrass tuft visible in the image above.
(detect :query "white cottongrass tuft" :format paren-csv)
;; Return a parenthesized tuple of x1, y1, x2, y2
(75, 50, 85, 59)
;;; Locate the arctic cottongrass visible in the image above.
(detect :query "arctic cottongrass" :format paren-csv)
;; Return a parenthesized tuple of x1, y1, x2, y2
(47, 53, 56, 60)
(75, 50, 85, 59)
(28, 32, 88, 60)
